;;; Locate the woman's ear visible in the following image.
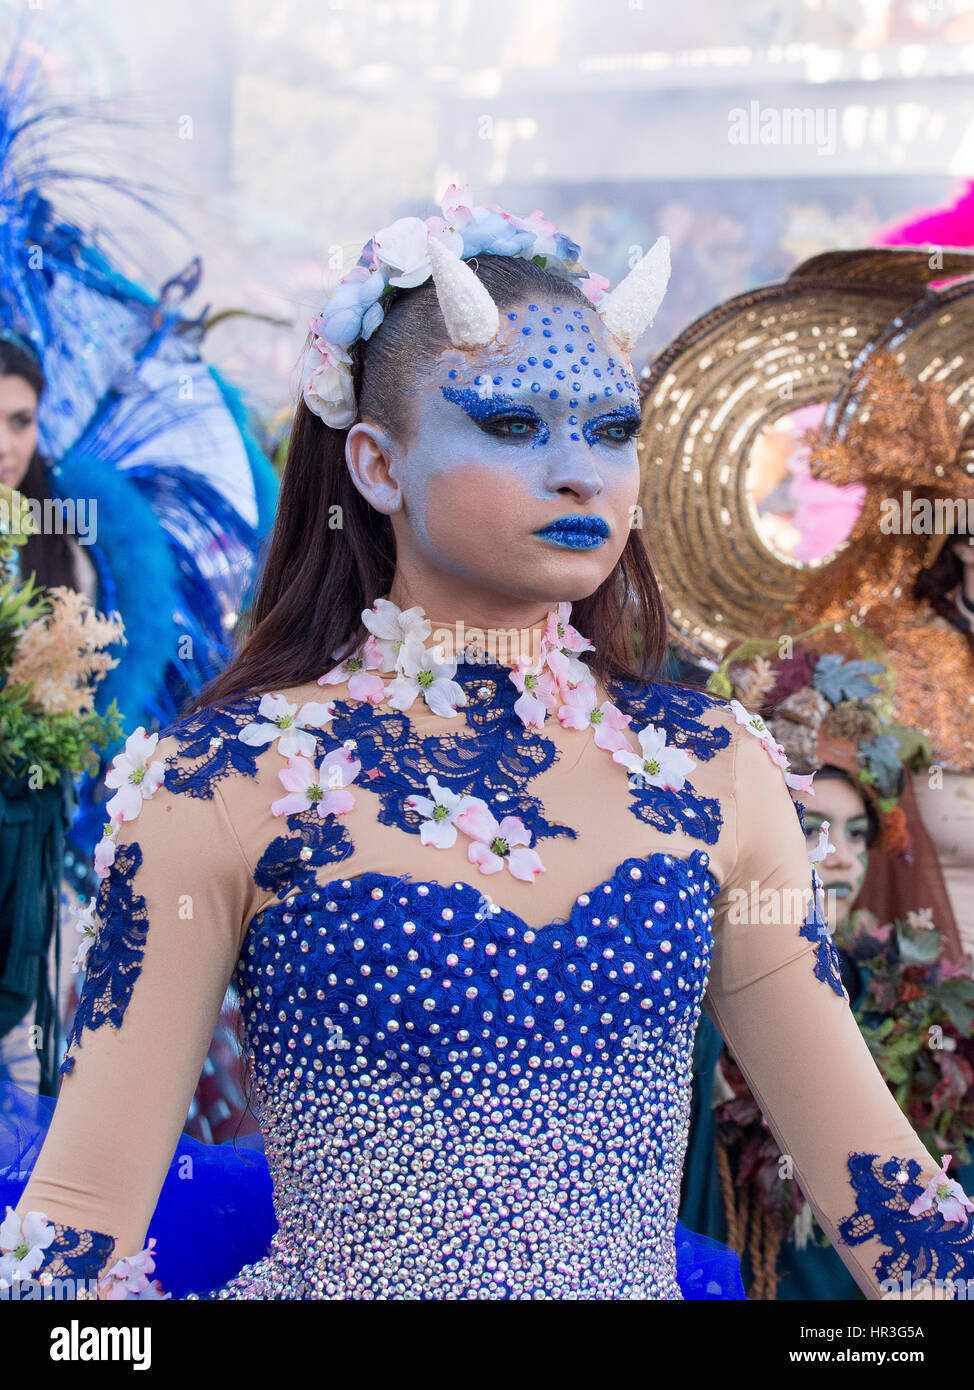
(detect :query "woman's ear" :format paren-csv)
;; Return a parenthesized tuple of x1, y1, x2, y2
(345, 421, 403, 516)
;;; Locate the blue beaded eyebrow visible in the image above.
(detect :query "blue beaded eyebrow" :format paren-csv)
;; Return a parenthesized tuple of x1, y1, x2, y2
(582, 405, 641, 446)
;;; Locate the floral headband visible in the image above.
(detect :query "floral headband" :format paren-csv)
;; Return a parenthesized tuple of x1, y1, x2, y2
(300, 183, 671, 428)
(711, 642, 926, 857)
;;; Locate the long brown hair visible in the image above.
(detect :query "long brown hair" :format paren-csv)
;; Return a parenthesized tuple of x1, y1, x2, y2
(192, 254, 670, 713)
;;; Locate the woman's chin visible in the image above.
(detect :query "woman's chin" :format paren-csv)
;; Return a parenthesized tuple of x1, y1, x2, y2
(518, 539, 620, 592)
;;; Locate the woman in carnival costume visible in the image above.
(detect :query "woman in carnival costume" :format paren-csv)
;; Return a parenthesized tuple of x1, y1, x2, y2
(682, 635, 974, 1298)
(2, 187, 973, 1302)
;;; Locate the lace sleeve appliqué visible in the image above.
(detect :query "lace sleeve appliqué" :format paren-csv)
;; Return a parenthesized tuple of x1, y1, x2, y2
(162, 696, 265, 799)
(35, 1223, 116, 1286)
(799, 864, 846, 998)
(606, 678, 731, 846)
(60, 842, 149, 1074)
(255, 810, 356, 897)
(839, 1153, 974, 1289)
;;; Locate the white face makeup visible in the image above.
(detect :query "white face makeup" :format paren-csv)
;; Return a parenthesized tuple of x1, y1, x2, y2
(0, 375, 38, 489)
(349, 295, 643, 617)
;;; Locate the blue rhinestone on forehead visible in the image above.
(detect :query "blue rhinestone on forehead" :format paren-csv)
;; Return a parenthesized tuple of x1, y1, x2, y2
(437, 301, 639, 438)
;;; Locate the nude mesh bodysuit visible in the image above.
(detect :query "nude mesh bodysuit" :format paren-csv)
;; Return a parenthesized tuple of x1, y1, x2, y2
(14, 614, 973, 1298)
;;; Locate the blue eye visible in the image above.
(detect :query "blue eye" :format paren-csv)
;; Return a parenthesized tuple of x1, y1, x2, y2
(488, 415, 538, 437)
(597, 421, 638, 444)
(582, 410, 640, 446)
(475, 412, 545, 442)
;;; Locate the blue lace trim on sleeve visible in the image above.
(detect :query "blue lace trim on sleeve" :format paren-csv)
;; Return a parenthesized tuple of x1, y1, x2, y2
(36, 1223, 116, 1284)
(60, 841, 148, 1073)
(798, 865, 846, 998)
(162, 696, 265, 799)
(606, 678, 731, 846)
(839, 1153, 974, 1288)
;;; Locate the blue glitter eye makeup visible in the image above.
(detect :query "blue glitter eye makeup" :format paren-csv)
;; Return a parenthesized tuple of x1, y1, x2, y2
(440, 385, 550, 445)
(582, 406, 641, 447)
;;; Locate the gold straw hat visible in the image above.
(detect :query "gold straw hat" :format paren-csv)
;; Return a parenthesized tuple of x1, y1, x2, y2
(637, 248, 974, 770)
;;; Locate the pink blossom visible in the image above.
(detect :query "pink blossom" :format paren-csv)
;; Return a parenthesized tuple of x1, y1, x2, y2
(94, 822, 119, 880)
(557, 684, 632, 753)
(424, 215, 464, 256)
(579, 272, 610, 304)
(101, 1238, 158, 1299)
(543, 601, 595, 657)
(104, 728, 166, 823)
(591, 701, 633, 753)
(509, 650, 560, 728)
(908, 1157, 974, 1225)
(271, 749, 361, 818)
(499, 207, 557, 240)
(439, 183, 475, 227)
(318, 639, 388, 703)
(455, 801, 546, 883)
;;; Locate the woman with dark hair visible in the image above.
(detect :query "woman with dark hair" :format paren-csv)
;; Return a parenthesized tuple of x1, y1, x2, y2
(4, 193, 973, 1301)
(910, 527, 974, 967)
(0, 333, 99, 1095)
(0, 335, 96, 601)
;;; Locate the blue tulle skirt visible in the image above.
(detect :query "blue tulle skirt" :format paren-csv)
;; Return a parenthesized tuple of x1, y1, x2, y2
(1, 1079, 744, 1300)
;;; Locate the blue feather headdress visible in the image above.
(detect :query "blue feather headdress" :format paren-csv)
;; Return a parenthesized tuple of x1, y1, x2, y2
(0, 41, 279, 884)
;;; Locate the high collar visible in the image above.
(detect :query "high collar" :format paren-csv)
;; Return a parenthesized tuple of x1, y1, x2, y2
(423, 610, 554, 671)
(377, 593, 560, 671)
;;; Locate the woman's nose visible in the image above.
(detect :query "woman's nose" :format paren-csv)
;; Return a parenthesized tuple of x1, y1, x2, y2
(542, 443, 605, 501)
(825, 834, 856, 867)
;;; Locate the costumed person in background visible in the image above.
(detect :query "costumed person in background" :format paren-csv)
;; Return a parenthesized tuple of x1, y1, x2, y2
(0, 331, 103, 1096)
(1, 189, 972, 1302)
(783, 352, 974, 969)
(682, 637, 974, 1299)
(0, 48, 278, 1127)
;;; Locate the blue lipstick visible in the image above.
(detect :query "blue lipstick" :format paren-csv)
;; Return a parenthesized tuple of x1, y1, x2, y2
(532, 514, 610, 549)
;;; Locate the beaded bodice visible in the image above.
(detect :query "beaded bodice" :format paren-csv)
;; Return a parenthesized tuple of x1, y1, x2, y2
(230, 849, 716, 1298)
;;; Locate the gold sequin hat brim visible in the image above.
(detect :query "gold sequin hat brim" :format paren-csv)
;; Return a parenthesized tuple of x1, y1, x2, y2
(636, 247, 974, 664)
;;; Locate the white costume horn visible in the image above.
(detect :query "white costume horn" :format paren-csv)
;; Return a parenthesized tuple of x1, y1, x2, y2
(427, 236, 500, 349)
(597, 236, 671, 352)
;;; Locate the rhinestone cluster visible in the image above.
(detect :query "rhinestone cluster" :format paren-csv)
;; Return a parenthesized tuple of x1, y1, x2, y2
(200, 850, 718, 1299)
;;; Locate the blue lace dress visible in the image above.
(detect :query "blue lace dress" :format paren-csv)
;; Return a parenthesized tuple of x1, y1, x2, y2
(3, 658, 972, 1300)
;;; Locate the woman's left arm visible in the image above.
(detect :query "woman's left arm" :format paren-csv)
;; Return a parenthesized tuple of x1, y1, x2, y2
(704, 726, 974, 1300)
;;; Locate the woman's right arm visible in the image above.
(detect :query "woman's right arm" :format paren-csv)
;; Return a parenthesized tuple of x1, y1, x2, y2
(10, 741, 256, 1291)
